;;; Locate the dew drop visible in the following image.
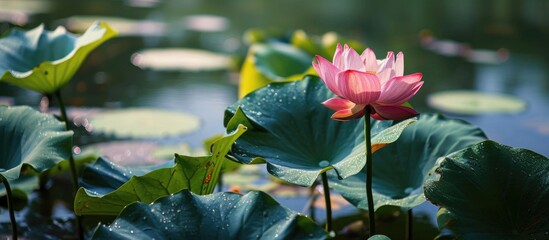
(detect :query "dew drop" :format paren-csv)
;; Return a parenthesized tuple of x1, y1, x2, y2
(318, 160, 330, 168)
(404, 187, 414, 194)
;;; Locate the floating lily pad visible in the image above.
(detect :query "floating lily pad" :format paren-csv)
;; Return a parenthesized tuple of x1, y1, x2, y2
(75, 124, 247, 216)
(82, 141, 159, 166)
(0, 22, 117, 94)
(92, 190, 326, 239)
(62, 16, 166, 37)
(427, 90, 526, 114)
(0, 106, 72, 181)
(131, 48, 232, 71)
(424, 140, 549, 239)
(330, 114, 487, 211)
(183, 15, 229, 32)
(225, 76, 415, 187)
(81, 140, 199, 166)
(88, 108, 200, 139)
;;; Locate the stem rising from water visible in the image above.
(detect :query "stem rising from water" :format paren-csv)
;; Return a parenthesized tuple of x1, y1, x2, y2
(364, 108, 376, 236)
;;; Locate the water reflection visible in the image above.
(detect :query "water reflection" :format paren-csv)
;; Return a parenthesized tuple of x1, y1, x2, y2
(460, 55, 549, 156)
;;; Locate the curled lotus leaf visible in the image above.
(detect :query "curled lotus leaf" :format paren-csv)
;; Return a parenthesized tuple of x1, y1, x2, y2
(424, 140, 549, 239)
(225, 76, 414, 187)
(330, 113, 487, 211)
(92, 190, 326, 239)
(0, 22, 117, 93)
(0, 105, 72, 182)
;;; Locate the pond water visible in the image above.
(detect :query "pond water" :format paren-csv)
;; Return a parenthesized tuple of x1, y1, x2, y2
(1, 0, 548, 238)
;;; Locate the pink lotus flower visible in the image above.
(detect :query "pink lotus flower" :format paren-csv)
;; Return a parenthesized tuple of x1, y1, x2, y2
(313, 44, 423, 121)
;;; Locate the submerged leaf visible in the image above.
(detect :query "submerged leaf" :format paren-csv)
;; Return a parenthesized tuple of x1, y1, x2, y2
(424, 140, 549, 239)
(0, 22, 117, 93)
(75, 124, 247, 216)
(330, 114, 487, 210)
(92, 190, 325, 239)
(225, 76, 414, 187)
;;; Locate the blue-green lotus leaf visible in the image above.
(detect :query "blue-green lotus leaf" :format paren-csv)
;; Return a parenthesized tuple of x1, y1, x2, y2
(330, 114, 487, 211)
(225, 76, 415, 187)
(424, 140, 549, 239)
(0, 105, 72, 181)
(0, 22, 117, 94)
(92, 190, 326, 239)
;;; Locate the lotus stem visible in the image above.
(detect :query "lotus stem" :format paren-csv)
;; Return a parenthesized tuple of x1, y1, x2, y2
(301, 181, 319, 221)
(364, 108, 376, 236)
(54, 91, 79, 190)
(1, 176, 18, 240)
(54, 90, 84, 240)
(406, 208, 413, 240)
(217, 172, 223, 192)
(320, 172, 332, 233)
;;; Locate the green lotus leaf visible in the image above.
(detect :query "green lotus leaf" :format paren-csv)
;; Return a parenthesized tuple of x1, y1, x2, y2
(330, 114, 487, 211)
(75, 124, 247, 216)
(0, 105, 72, 182)
(427, 90, 526, 114)
(0, 22, 117, 94)
(424, 140, 549, 239)
(88, 108, 200, 139)
(92, 190, 326, 239)
(225, 76, 415, 187)
(238, 42, 314, 98)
